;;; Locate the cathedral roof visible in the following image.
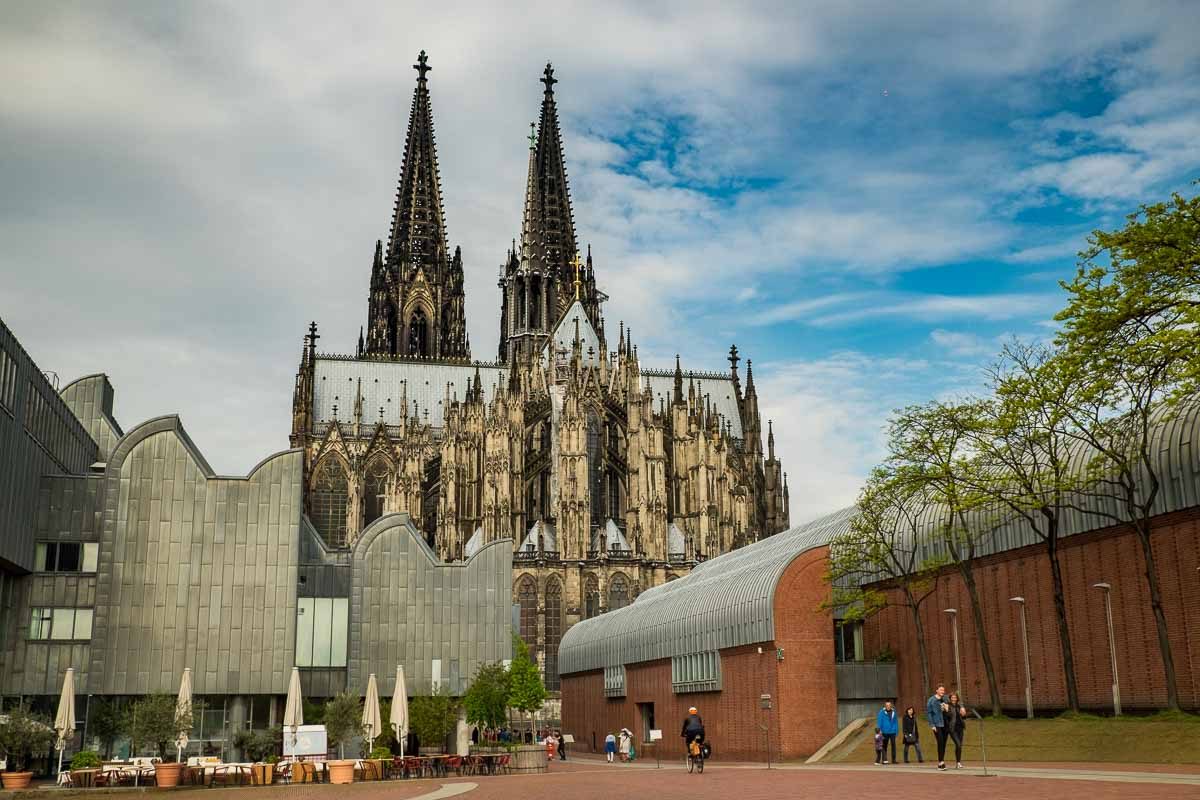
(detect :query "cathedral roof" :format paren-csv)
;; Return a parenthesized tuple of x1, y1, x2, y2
(545, 299, 601, 361)
(642, 372, 744, 439)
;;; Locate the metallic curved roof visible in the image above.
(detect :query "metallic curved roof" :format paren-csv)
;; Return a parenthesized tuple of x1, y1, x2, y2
(559, 505, 855, 675)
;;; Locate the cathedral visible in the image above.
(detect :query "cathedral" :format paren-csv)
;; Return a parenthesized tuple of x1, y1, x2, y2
(290, 52, 789, 692)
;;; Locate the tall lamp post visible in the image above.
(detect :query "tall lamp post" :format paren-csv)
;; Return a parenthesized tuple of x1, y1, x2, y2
(1010, 597, 1033, 719)
(1093, 583, 1121, 716)
(944, 609, 962, 696)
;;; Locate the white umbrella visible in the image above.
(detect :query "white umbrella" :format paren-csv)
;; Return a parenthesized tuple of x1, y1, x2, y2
(362, 673, 382, 751)
(390, 665, 409, 758)
(175, 668, 193, 763)
(283, 667, 304, 757)
(53, 668, 76, 777)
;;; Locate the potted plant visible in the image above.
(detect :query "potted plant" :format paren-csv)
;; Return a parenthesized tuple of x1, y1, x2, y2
(0, 707, 56, 789)
(127, 694, 192, 788)
(323, 693, 364, 784)
(69, 749, 102, 785)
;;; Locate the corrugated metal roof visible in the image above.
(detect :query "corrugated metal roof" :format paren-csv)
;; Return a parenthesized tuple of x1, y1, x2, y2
(559, 505, 855, 675)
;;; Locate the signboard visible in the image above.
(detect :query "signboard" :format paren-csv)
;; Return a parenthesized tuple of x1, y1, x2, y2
(649, 729, 662, 741)
(562, 734, 575, 744)
(760, 694, 772, 710)
(282, 724, 327, 758)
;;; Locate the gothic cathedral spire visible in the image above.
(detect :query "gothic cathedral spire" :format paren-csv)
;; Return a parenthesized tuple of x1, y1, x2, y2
(364, 50, 470, 361)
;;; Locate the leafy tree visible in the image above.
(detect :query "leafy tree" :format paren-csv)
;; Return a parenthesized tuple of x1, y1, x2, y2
(87, 698, 125, 759)
(127, 694, 191, 761)
(887, 401, 1003, 716)
(1051, 189, 1200, 710)
(408, 688, 460, 752)
(322, 693, 363, 760)
(507, 633, 546, 738)
(827, 466, 944, 694)
(302, 699, 325, 725)
(0, 706, 55, 772)
(233, 728, 281, 762)
(463, 662, 511, 736)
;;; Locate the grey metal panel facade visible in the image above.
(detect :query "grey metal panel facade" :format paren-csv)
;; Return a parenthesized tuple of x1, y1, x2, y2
(835, 662, 898, 701)
(349, 513, 512, 697)
(60, 374, 123, 462)
(559, 506, 854, 675)
(86, 416, 303, 696)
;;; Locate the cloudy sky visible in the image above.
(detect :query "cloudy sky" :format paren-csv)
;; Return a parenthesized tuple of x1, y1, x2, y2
(3, 1, 1199, 523)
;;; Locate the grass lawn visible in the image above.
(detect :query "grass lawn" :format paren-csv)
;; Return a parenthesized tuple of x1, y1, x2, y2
(827, 712, 1200, 765)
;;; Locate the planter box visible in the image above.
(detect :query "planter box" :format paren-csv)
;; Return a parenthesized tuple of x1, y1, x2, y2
(155, 762, 183, 788)
(249, 764, 275, 785)
(327, 759, 355, 785)
(509, 745, 547, 775)
(1, 771, 32, 790)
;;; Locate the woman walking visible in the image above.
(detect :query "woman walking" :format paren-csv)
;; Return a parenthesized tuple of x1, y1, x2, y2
(946, 692, 967, 769)
(902, 707, 924, 763)
(604, 732, 617, 763)
(618, 728, 632, 763)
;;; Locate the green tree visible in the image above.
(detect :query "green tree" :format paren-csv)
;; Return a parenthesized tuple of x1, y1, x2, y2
(507, 633, 546, 738)
(463, 662, 511, 737)
(322, 693, 363, 760)
(827, 466, 944, 694)
(87, 698, 125, 759)
(126, 694, 191, 761)
(0, 706, 55, 772)
(408, 688, 460, 752)
(1051, 189, 1200, 710)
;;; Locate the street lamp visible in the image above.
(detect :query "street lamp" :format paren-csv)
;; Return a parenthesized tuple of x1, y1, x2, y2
(1093, 583, 1121, 715)
(944, 609, 962, 697)
(1010, 597, 1033, 719)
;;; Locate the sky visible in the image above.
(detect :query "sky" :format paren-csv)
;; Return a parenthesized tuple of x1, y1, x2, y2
(3, 1, 1199, 524)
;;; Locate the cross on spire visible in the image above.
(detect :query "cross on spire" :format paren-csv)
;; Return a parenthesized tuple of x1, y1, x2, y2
(527, 121, 536, 150)
(570, 251, 583, 300)
(541, 62, 557, 93)
(413, 50, 431, 81)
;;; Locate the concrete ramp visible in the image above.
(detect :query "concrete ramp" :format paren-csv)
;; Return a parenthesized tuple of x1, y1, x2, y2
(806, 717, 869, 764)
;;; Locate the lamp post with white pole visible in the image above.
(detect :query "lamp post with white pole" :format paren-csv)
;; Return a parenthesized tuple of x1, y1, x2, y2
(944, 609, 962, 697)
(1010, 597, 1033, 719)
(1092, 583, 1121, 716)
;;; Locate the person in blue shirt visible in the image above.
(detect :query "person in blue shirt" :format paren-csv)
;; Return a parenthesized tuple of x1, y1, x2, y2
(925, 684, 950, 770)
(875, 700, 899, 764)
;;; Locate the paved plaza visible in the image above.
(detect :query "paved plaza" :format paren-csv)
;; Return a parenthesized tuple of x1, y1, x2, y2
(156, 759, 1200, 800)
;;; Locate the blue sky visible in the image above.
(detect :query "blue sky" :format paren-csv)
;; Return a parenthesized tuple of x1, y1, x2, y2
(2, 1, 1199, 522)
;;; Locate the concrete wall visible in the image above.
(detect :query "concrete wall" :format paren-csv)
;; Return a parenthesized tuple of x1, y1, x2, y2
(861, 508, 1200, 712)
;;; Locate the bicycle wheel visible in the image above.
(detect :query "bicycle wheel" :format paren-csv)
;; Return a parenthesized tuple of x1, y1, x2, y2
(696, 756, 704, 774)
(686, 755, 695, 774)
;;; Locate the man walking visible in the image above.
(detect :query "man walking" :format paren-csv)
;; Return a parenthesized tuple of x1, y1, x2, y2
(876, 700, 899, 764)
(925, 684, 950, 771)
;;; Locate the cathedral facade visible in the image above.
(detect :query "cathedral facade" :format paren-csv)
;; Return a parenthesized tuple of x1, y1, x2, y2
(291, 53, 789, 692)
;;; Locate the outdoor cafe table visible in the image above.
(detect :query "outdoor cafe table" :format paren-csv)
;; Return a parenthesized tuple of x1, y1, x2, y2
(70, 769, 99, 788)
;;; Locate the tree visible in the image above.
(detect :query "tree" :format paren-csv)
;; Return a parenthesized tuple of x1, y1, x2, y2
(1051, 189, 1200, 710)
(87, 698, 125, 759)
(126, 694, 191, 761)
(888, 401, 1004, 716)
(0, 706, 55, 773)
(463, 662, 511, 737)
(826, 466, 944, 694)
(323, 693, 364, 760)
(507, 633, 546, 739)
(408, 689, 460, 752)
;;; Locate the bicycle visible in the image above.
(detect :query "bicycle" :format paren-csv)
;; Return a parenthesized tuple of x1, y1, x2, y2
(685, 739, 705, 774)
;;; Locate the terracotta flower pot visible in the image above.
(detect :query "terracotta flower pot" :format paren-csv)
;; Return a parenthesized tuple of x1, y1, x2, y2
(1, 771, 32, 790)
(327, 760, 355, 785)
(155, 762, 183, 788)
(250, 764, 275, 785)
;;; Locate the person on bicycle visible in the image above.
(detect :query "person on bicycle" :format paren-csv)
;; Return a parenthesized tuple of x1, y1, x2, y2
(681, 706, 705, 755)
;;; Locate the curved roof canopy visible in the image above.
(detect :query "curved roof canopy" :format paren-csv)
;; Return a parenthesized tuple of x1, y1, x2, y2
(559, 506, 855, 675)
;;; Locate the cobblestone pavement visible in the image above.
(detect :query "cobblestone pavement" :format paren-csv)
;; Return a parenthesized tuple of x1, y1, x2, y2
(157, 759, 1200, 800)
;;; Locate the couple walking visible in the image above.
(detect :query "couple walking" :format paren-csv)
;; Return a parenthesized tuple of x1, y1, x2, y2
(926, 684, 968, 770)
(873, 701, 925, 764)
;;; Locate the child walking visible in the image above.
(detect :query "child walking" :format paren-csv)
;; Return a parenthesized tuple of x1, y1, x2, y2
(873, 727, 885, 765)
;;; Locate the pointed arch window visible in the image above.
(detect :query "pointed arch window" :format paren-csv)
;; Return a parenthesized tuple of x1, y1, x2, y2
(584, 574, 600, 620)
(408, 308, 429, 357)
(608, 573, 630, 612)
(518, 575, 538, 652)
(544, 578, 563, 690)
(364, 458, 390, 528)
(311, 458, 349, 548)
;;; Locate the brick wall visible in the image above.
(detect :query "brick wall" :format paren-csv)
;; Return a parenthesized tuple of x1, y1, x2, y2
(561, 544, 838, 762)
(861, 509, 1200, 713)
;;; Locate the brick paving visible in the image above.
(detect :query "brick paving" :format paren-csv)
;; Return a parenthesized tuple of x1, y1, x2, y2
(152, 759, 1200, 800)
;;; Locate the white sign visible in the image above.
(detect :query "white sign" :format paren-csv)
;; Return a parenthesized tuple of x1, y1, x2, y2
(283, 724, 327, 758)
(562, 734, 575, 744)
(649, 730, 663, 741)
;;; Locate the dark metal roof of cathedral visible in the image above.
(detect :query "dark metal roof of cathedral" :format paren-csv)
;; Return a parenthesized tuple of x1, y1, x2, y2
(385, 50, 450, 274)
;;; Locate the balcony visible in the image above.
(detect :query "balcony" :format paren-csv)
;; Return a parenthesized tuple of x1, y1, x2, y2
(514, 549, 559, 563)
(586, 547, 636, 561)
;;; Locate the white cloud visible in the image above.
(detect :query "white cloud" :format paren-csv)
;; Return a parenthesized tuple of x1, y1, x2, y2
(928, 329, 993, 357)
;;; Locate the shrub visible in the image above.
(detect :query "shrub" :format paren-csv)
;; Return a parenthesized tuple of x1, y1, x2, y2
(463, 662, 510, 734)
(0, 707, 56, 772)
(369, 745, 393, 759)
(409, 689, 460, 751)
(69, 750, 102, 770)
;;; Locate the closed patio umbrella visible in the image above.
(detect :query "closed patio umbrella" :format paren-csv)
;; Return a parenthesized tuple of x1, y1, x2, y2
(362, 673, 382, 752)
(390, 665, 408, 758)
(283, 667, 304, 757)
(175, 668, 193, 763)
(54, 668, 76, 777)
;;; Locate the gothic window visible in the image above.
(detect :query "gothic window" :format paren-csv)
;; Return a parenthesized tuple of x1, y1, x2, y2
(587, 412, 603, 527)
(584, 574, 600, 620)
(607, 472, 621, 521)
(364, 459, 390, 528)
(544, 578, 563, 690)
(608, 573, 630, 612)
(441, 308, 452, 351)
(530, 277, 541, 328)
(408, 308, 429, 357)
(311, 458, 349, 548)
(516, 278, 526, 328)
(517, 576, 538, 652)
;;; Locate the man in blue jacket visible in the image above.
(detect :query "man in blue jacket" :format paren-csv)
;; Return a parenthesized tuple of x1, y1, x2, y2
(926, 684, 949, 770)
(875, 700, 899, 764)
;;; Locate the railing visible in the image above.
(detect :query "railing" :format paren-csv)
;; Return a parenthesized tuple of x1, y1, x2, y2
(514, 549, 559, 562)
(667, 553, 689, 565)
(587, 548, 635, 560)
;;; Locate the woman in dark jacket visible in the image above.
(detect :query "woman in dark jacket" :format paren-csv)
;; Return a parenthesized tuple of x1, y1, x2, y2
(946, 692, 967, 769)
(901, 706, 924, 763)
